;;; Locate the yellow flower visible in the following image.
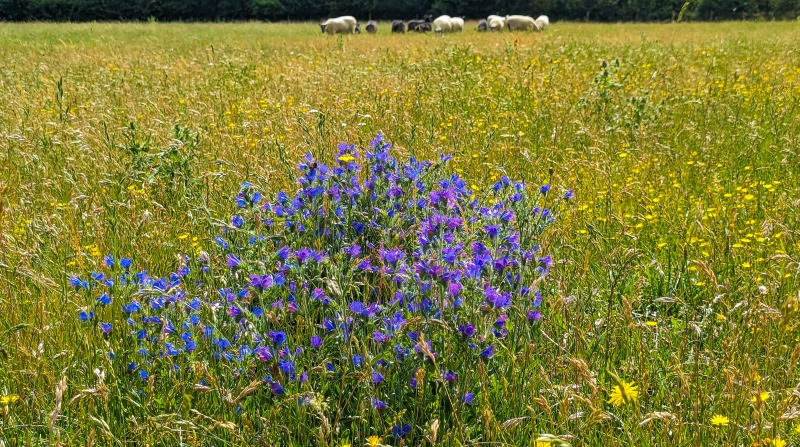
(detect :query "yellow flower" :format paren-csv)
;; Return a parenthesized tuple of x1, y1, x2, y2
(608, 380, 639, 407)
(0, 394, 19, 405)
(365, 435, 382, 447)
(645, 321, 658, 327)
(773, 438, 786, 447)
(750, 391, 770, 403)
(710, 414, 729, 426)
(338, 154, 355, 163)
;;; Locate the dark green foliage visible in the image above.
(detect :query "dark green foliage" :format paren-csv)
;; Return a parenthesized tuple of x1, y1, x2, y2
(0, 0, 797, 21)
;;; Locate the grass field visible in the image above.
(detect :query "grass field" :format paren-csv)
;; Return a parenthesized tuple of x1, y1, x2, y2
(1, 21, 800, 446)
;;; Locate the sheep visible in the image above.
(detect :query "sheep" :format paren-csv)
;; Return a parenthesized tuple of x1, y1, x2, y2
(476, 19, 488, 31)
(450, 17, 464, 32)
(320, 18, 353, 35)
(365, 20, 377, 33)
(337, 15, 360, 33)
(487, 15, 506, 31)
(505, 15, 540, 31)
(433, 15, 452, 34)
(408, 15, 432, 32)
(392, 20, 405, 33)
(535, 15, 550, 28)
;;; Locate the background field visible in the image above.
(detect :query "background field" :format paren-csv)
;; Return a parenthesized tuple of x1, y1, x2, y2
(1, 21, 800, 446)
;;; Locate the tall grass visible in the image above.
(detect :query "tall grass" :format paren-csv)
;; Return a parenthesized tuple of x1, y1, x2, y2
(0, 21, 799, 446)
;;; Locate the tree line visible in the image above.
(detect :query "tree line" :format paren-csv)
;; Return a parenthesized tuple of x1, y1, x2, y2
(1, 0, 798, 22)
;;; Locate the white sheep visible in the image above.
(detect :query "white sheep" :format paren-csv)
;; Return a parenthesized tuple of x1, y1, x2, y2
(337, 16, 360, 33)
(433, 15, 452, 34)
(450, 17, 464, 32)
(505, 15, 540, 31)
(487, 15, 505, 31)
(320, 17, 354, 35)
(535, 15, 550, 28)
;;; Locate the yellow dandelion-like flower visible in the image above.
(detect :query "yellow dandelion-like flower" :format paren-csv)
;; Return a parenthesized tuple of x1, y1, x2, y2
(365, 435, 382, 447)
(338, 154, 355, 163)
(710, 414, 730, 426)
(608, 380, 639, 407)
(750, 391, 770, 403)
(0, 394, 19, 405)
(773, 438, 786, 447)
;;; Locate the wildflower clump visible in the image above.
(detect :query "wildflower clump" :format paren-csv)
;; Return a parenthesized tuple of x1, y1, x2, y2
(70, 134, 567, 441)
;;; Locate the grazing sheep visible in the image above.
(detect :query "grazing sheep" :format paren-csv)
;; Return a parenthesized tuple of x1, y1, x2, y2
(433, 15, 452, 34)
(365, 20, 377, 33)
(487, 15, 506, 31)
(408, 15, 432, 32)
(392, 20, 405, 33)
(505, 15, 540, 31)
(476, 19, 488, 31)
(450, 17, 464, 32)
(320, 17, 354, 35)
(535, 15, 550, 28)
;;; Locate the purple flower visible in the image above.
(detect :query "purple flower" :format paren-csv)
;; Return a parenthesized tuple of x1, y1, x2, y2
(527, 310, 542, 322)
(462, 392, 474, 405)
(380, 247, 405, 265)
(343, 244, 361, 257)
(564, 189, 574, 199)
(310, 335, 323, 348)
(270, 381, 285, 396)
(100, 322, 113, 335)
(540, 183, 551, 195)
(255, 346, 273, 362)
(371, 397, 388, 410)
(484, 225, 500, 238)
(371, 370, 384, 384)
(458, 324, 475, 337)
(447, 281, 462, 296)
(480, 344, 494, 359)
(443, 370, 457, 383)
(226, 254, 241, 269)
(231, 215, 244, 228)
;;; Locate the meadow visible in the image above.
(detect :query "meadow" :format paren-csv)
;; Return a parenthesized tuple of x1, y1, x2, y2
(1, 20, 800, 446)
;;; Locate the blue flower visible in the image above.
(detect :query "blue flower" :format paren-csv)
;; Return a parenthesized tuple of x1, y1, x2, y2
(462, 392, 475, 405)
(231, 215, 244, 228)
(392, 423, 411, 439)
(78, 310, 94, 322)
(540, 183, 551, 195)
(371, 370, 384, 384)
(226, 254, 241, 269)
(100, 322, 113, 335)
(480, 344, 494, 359)
(103, 254, 114, 267)
(371, 397, 388, 411)
(120, 258, 132, 270)
(139, 369, 149, 381)
(122, 300, 141, 314)
(270, 331, 287, 346)
(97, 293, 111, 306)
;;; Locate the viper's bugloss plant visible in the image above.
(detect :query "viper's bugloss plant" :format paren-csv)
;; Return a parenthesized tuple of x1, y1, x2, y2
(71, 134, 569, 443)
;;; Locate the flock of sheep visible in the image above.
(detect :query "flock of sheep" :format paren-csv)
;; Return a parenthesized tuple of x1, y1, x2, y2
(319, 14, 550, 35)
